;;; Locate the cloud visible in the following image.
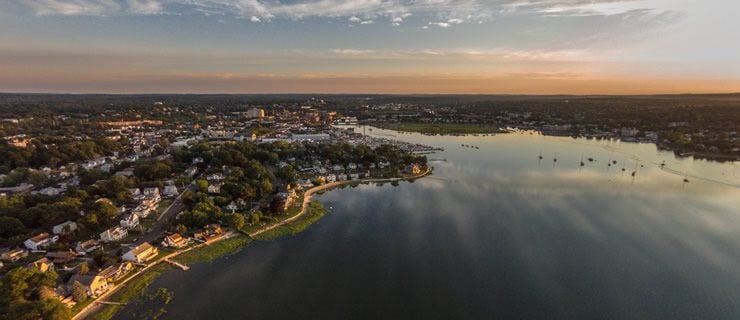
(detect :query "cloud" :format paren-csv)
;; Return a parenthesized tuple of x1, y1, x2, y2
(23, 0, 120, 16)
(15, 0, 674, 27)
(250, 15, 261, 22)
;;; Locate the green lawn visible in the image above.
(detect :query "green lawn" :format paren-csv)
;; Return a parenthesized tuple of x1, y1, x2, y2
(172, 234, 251, 265)
(253, 201, 326, 241)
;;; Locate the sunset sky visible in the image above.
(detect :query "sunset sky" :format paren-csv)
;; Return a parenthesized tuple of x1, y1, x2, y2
(0, 0, 738, 94)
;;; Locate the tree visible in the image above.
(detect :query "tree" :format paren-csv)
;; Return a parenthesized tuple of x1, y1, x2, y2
(39, 298, 73, 320)
(71, 281, 87, 302)
(196, 179, 209, 193)
(78, 262, 89, 275)
(227, 213, 245, 231)
(249, 212, 261, 225)
(175, 224, 187, 235)
(0, 216, 25, 237)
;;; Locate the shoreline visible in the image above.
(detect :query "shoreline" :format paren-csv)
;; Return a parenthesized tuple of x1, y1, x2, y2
(75, 168, 432, 320)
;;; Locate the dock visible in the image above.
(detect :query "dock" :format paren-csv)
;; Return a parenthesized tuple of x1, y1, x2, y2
(164, 258, 190, 271)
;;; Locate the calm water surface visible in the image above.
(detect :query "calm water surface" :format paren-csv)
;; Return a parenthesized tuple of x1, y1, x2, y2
(118, 128, 740, 319)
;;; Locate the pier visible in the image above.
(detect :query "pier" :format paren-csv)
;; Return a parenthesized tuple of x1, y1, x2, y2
(164, 258, 190, 271)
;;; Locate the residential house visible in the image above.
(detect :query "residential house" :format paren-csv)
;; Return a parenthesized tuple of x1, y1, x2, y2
(403, 164, 422, 175)
(271, 192, 295, 214)
(1, 248, 29, 262)
(27, 257, 54, 273)
(98, 262, 134, 283)
(75, 239, 101, 255)
(128, 188, 142, 197)
(68, 274, 109, 298)
(45, 251, 77, 264)
(99, 226, 128, 243)
(120, 213, 140, 230)
(163, 185, 179, 198)
(206, 173, 225, 181)
(122, 242, 158, 263)
(143, 187, 160, 199)
(226, 201, 238, 213)
(194, 224, 223, 242)
(24, 233, 59, 251)
(326, 174, 337, 183)
(184, 166, 198, 177)
(133, 203, 154, 218)
(161, 233, 188, 248)
(52, 221, 78, 235)
(207, 183, 222, 194)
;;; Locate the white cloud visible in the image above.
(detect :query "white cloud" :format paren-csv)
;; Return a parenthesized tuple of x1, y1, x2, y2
(250, 15, 261, 22)
(23, 0, 120, 16)
(16, 0, 669, 24)
(127, 0, 163, 15)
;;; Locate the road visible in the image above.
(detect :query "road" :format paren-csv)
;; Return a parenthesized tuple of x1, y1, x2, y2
(137, 182, 194, 246)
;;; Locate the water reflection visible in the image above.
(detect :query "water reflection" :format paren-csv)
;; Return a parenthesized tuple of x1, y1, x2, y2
(117, 129, 740, 320)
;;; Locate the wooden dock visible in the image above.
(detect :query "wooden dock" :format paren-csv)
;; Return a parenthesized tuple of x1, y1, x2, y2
(164, 258, 190, 271)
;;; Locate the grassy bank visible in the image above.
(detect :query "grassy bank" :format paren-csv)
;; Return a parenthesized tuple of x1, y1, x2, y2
(375, 122, 503, 134)
(253, 201, 327, 241)
(89, 264, 171, 320)
(174, 234, 251, 265)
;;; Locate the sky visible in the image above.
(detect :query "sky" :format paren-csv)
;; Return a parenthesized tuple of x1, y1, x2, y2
(0, 0, 738, 94)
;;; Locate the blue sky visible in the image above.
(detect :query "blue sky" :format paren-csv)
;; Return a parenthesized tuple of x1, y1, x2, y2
(0, 0, 738, 93)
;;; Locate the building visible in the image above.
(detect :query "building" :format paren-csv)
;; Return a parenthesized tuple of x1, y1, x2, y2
(226, 201, 238, 213)
(163, 185, 179, 198)
(24, 233, 59, 251)
(52, 221, 78, 235)
(1, 248, 29, 262)
(271, 192, 295, 213)
(194, 224, 223, 242)
(184, 166, 198, 177)
(247, 107, 265, 119)
(45, 251, 77, 264)
(143, 187, 160, 199)
(68, 274, 109, 298)
(122, 242, 158, 263)
(98, 262, 134, 283)
(99, 226, 128, 243)
(27, 257, 55, 273)
(75, 239, 101, 255)
(207, 183, 222, 194)
(120, 213, 140, 230)
(161, 233, 188, 248)
(290, 134, 331, 142)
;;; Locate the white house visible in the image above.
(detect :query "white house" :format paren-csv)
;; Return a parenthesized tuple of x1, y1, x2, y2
(226, 201, 238, 213)
(52, 221, 78, 235)
(143, 187, 160, 198)
(122, 243, 158, 263)
(163, 185, 179, 198)
(99, 226, 128, 243)
(207, 173, 225, 181)
(24, 233, 59, 251)
(120, 213, 140, 230)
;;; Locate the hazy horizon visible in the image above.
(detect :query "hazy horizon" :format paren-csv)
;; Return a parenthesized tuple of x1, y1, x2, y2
(1, 1, 738, 94)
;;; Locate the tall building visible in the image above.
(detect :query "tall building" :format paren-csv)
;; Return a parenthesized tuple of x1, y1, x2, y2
(247, 107, 265, 119)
